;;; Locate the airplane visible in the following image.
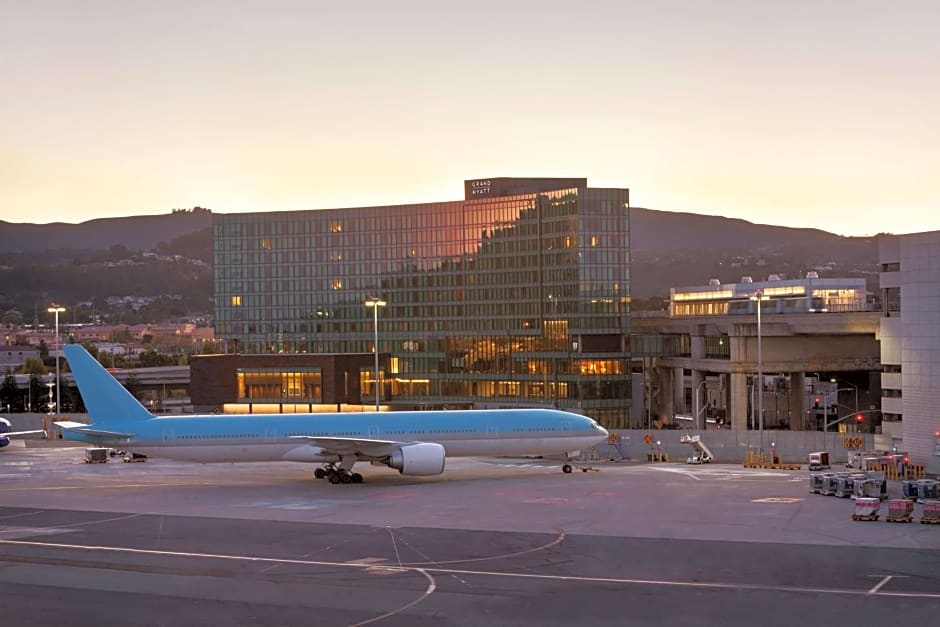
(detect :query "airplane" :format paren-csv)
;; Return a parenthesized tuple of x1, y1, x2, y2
(0, 417, 46, 449)
(56, 345, 610, 483)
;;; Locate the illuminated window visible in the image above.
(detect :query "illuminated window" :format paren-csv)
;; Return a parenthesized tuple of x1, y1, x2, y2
(261, 239, 272, 250)
(590, 236, 599, 247)
(237, 368, 322, 401)
(231, 295, 242, 306)
(331, 279, 343, 290)
(330, 220, 343, 233)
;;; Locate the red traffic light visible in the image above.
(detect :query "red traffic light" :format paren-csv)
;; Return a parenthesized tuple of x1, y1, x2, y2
(855, 414, 864, 423)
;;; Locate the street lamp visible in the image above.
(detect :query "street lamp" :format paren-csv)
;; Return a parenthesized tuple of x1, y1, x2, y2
(749, 290, 769, 454)
(832, 379, 859, 416)
(364, 297, 386, 412)
(47, 303, 65, 424)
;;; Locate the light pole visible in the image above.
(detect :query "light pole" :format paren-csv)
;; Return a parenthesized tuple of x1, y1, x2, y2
(693, 379, 707, 430)
(47, 303, 65, 424)
(749, 290, 769, 454)
(833, 379, 859, 416)
(364, 297, 386, 412)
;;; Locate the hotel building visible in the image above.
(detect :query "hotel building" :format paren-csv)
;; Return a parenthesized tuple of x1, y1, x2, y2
(210, 178, 632, 427)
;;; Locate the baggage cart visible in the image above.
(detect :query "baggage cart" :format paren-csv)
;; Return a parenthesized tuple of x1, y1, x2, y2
(921, 500, 940, 524)
(886, 499, 914, 523)
(852, 497, 880, 521)
(84, 448, 109, 463)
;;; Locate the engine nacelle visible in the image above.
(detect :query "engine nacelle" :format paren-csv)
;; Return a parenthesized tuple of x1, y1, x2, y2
(387, 442, 446, 476)
(0, 417, 10, 448)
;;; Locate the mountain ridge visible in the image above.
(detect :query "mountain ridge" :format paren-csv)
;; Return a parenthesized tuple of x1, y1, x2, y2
(0, 206, 883, 303)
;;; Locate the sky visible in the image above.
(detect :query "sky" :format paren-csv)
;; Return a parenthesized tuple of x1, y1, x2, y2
(2, 1, 938, 236)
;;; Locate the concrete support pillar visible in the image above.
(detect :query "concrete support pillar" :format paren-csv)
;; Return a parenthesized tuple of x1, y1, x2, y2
(790, 372, 805, 430)
(674, 367, 685, 422)
(730, 372, 749, 431)
(720, 373, 730, 425)
(658, 367, 675, 426)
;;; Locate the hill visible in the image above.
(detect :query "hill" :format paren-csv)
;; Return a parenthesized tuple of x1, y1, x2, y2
(0, 205, 885, 312)
(0, 207, 212, 253)
(628, 207, 881, 299)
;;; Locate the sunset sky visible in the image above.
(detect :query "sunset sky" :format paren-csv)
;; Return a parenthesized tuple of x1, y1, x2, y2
(2, 1, 938, 236)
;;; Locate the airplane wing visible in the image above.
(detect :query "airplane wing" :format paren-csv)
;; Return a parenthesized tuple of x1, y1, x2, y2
(5, 429, 46, 438)
(288, 435, 408, 459)
(55, 421, 134, 440)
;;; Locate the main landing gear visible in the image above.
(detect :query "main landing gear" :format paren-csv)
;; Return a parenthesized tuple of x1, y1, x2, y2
(562, 464, 573, 474)
(314, 464, 363, 484)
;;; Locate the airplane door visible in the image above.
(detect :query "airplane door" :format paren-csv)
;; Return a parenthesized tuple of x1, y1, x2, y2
(265, 427, 277, 441)
(368, 425, 379, 439)
(162, 429, 174, 442)
(561, 420, 571, 432)
(486, 423, 498, 438)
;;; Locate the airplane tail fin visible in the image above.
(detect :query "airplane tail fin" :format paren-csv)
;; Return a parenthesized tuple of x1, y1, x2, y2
(63, 344, 153, 426)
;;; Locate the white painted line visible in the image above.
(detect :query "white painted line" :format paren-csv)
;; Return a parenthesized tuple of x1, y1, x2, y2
(868, 575, 893, 595)
(2, 538, 938, 600)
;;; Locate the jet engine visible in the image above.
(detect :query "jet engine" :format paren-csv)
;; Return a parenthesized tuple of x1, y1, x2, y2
(0, 417, 12, 448)
(387, 442, 446, 476)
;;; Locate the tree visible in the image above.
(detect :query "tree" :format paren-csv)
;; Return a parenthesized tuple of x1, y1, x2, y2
(20, 357, 47, 375)
(27, 375, 44, 412)
(199, 340, 220, 355)
(139, 349, 162, 368)
(122, 373, 141, 400)
(1, 372, 23, 412)
(2, 309, 23, 326)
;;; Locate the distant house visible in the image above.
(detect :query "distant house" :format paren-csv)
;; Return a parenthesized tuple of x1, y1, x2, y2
(0, 348, 41, 371)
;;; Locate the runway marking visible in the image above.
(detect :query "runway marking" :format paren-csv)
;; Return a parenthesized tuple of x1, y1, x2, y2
(395, 530, 566, 567)
(351, 568, 436, 627)
(0, 526, 79, 539)
(2, 538, 938, 600)
(0, 482, 202, 493)
(752, 497, 803, 503)
(646, 466, 794, 480)
(523, 497, 572, 504)
(346, 557, 401, 575)
(868, 576, 893, 595)
(0, 510, 44, 522)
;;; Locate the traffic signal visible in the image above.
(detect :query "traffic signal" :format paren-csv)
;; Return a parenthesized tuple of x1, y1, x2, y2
(855, 414, 864, 424)
(813, 396, 820, 409)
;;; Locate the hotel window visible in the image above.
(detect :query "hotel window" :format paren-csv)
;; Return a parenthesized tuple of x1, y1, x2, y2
(330, 220, 344, 233)
(331, 279, 343, 290)
(231, 295, 242, 306)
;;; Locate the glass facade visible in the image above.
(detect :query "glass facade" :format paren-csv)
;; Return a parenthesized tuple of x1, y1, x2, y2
(214, 181, 632, 427)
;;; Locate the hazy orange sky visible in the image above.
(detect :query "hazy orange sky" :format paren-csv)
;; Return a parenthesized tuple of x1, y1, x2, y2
(2, 1, 938, 236)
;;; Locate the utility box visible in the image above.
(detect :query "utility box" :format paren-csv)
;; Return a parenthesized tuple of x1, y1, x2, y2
(84, 448, 109, 463)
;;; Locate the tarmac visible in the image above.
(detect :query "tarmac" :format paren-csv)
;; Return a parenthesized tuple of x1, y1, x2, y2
(1, 441, 938, 626)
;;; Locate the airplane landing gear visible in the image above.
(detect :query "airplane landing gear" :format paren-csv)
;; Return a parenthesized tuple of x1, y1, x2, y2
(562, 464, 573, 474)
(314, 464, 363, 484)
